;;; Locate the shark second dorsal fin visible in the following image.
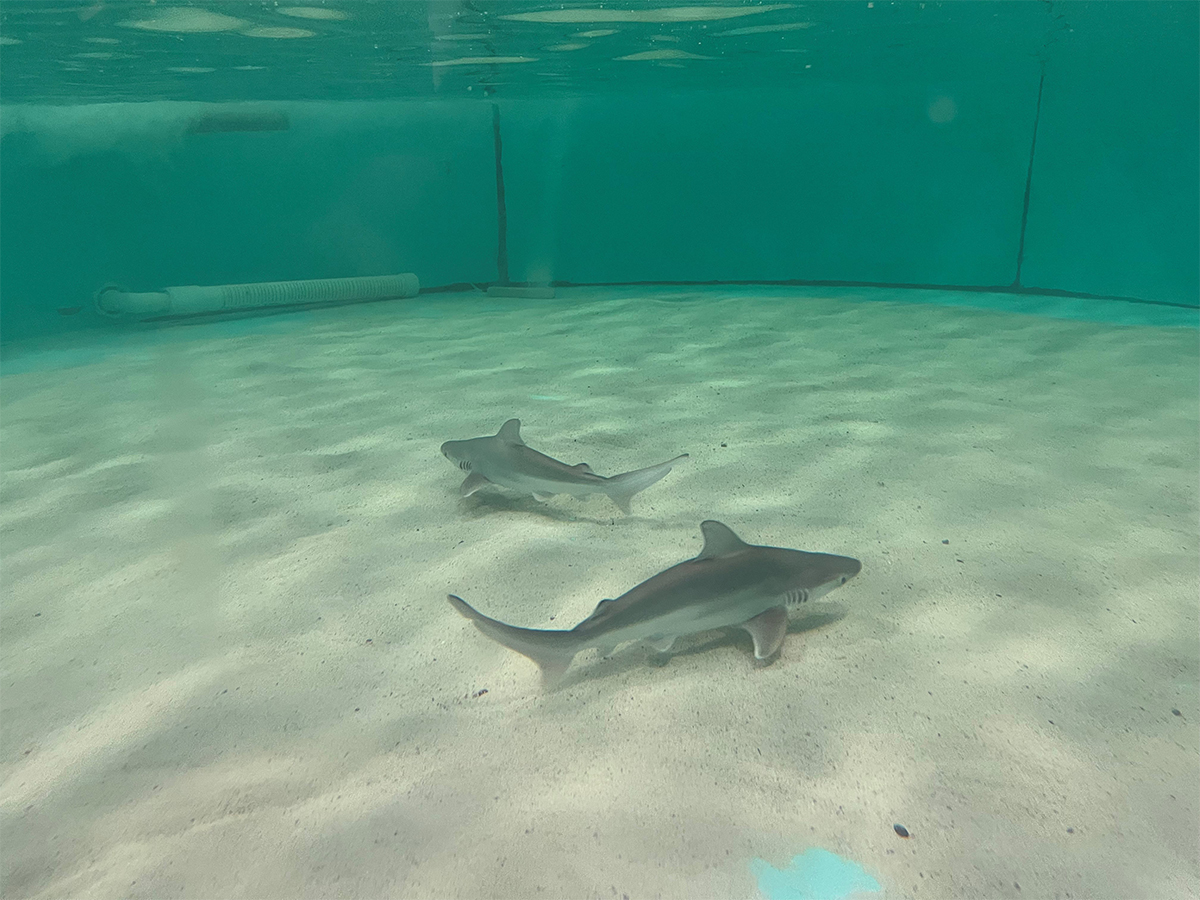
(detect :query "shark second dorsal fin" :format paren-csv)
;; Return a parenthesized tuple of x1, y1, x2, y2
(579, 597, 618, 626)
(496, 419, 523, 444)
(697, 520, 750, 560)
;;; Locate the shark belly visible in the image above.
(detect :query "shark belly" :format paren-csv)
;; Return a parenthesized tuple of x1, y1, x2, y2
(656, 593, 778, 636)
(488, 466, 599, 498)
(586, 589, 779, 653)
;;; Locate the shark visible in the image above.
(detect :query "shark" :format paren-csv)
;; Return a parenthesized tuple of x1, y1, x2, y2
(440, 419, 687, 514)
(448, 520, 862, 682)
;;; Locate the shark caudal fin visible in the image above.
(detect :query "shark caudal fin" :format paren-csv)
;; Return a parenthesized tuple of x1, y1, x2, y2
(603, 454, 688, 514)
(448, 594, 579, 684)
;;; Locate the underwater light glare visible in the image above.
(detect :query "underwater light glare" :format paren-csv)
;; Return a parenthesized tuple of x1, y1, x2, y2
(120, 8, 248, 33)
(617, 49, 713, 61)
(241, 26, 316, 39)
(428, 56, 539, 67)
(277, 7, 350, 21)
(503, 5, 793, 24)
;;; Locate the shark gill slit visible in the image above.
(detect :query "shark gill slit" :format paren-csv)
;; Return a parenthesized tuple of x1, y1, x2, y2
(785, 588, 808, 606)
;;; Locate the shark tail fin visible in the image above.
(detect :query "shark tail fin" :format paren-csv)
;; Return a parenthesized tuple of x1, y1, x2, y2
(603, 453, 688, 514)
(448, 595, 579, 684)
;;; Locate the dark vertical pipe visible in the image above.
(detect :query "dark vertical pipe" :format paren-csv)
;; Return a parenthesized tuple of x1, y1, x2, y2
(1013, 66, 1046, 288)
(492, 103, 509, 285)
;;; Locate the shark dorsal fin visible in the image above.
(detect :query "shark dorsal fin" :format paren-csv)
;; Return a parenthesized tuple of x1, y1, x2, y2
(697, 520, 750, 560)
(496, 418, 523, 444)
(572, 463, 594, 474)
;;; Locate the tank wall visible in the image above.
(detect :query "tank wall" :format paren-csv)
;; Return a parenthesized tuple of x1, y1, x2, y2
(501, 79, 1036, 289)
(0, 101, 498, 340)
(503, 2, 1198, 305)
(1020, 2, 1199, 305)
(1, 2, 1194, 342)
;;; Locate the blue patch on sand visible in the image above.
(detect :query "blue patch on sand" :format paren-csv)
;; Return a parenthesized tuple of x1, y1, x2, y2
(751, 848, 881, 900)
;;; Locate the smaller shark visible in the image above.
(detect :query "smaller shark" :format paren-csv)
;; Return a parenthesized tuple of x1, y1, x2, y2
(448, 520, 861, 682)
(440, 419, 687, 514)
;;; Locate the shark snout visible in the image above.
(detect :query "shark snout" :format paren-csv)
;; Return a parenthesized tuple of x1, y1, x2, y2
(813, 554, 862, 599)
(828, 556, 862, 590)
(440, 441, 472, 472)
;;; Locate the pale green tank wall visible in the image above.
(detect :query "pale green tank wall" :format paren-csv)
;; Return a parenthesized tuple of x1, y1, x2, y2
(503, 2, 1198, 304)
(0, 2, 1194, 341)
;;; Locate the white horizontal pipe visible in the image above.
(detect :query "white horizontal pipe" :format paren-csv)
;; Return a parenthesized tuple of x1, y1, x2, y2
(96, 273, 420, 318)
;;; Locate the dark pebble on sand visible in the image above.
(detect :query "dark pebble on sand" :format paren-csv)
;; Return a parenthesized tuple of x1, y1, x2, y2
(893, 824, 910, 838)
(942, 539, 949, 544)
(1172, 708, 1182, 716)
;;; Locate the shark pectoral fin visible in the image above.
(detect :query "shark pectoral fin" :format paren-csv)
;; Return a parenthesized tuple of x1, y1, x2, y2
(572, 463, 594, 474)
(649, 635, 677, 653)
(532, 491, 555, 502)
(460, 472, 491, 496)
(742, 607, 788, 660)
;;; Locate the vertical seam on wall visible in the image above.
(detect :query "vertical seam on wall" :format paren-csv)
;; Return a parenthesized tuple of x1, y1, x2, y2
(492, 103, 509, 285)
(1014, 64, 1046, 287)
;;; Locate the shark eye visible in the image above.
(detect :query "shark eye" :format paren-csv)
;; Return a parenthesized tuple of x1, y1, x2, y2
(839, 576, 847, 584)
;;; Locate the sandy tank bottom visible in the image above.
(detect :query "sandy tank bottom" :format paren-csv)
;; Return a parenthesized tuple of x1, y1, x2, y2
(1, 286, 1197, 899)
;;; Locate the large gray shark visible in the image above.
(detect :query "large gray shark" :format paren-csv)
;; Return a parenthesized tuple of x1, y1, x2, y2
(448, 520, 861, 682)
(440, 419, 687, 514)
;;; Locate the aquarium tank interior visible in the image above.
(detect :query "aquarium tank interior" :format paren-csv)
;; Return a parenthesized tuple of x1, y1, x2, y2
(1, 2, 1197, 898)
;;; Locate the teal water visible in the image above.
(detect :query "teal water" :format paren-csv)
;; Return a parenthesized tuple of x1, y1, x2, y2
(1, 1, 1197, 341)
(1, 3, 1197, 899)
